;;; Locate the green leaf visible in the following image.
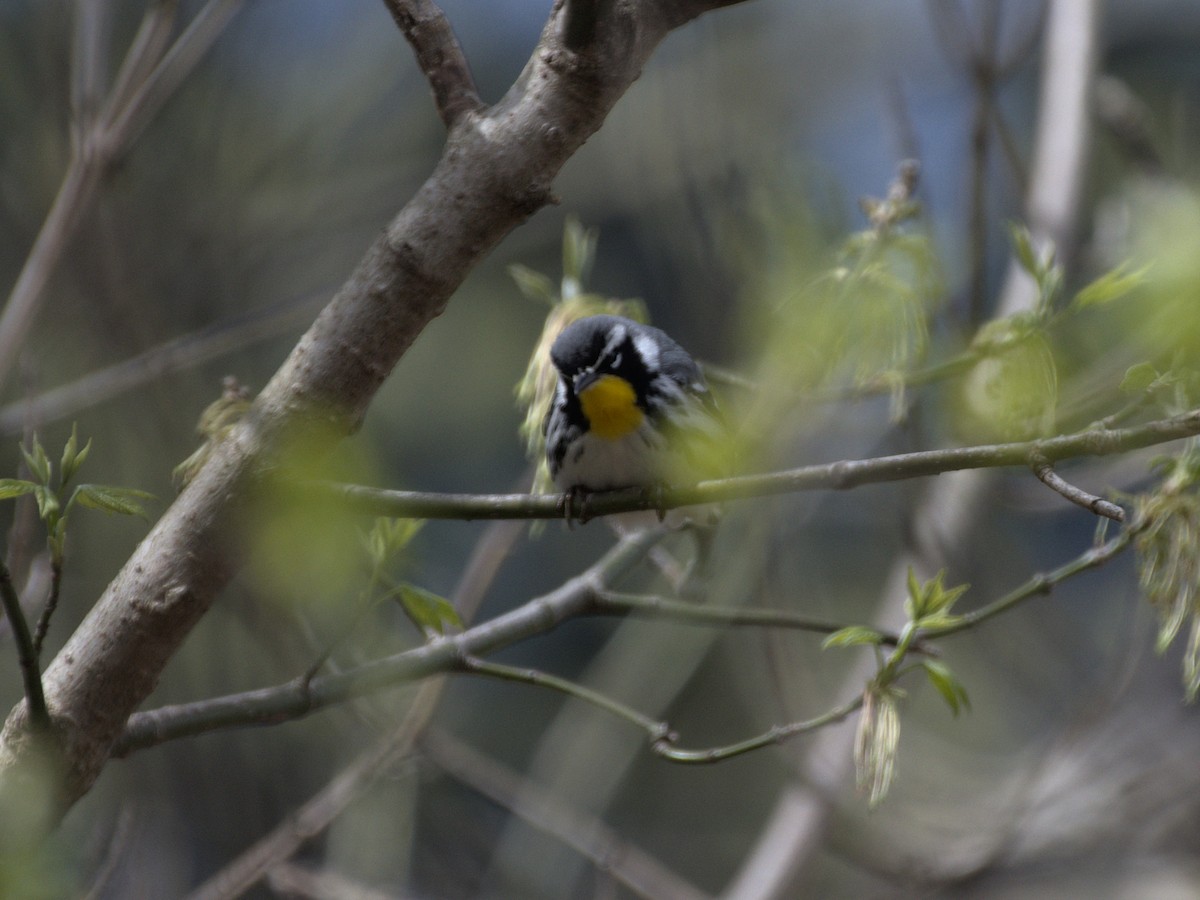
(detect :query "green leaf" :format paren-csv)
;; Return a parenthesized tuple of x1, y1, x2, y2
(1008, 223, 1040, 278)
(73, 484, 156, 519)
(1119, 362, 1159, 395)
(60, 425, 92, 487)
(822, 626, 884, 649)
(508, 264, 557, 306)
(904, 566, 922, 620)
(1071, 262, 1148, 311)
(562, 215, 597, 292)
(921, 660, 971, 716)
(32, 484, 59, 522)
(915, 613, 965, 632)
(905, 569, 969, 623)
(0, 479, 38, 501)
(394, 583, 462, 635)
(20, 435, 51, 485)
(362, 518, 424, 569)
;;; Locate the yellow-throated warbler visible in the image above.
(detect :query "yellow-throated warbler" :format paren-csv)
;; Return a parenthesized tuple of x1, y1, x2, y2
(544, 315, 725, 501)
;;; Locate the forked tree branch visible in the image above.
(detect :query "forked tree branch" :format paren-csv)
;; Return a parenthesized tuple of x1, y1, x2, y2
(0, 0, 755, 821)
(113, 529, 664, 756)
(111, 512, 1130, 755)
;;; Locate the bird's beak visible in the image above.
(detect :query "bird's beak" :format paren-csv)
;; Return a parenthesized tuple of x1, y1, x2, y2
(573, 368, 599, 395)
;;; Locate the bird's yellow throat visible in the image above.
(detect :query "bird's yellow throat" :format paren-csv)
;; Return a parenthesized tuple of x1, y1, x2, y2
(578, 375, 644, 440)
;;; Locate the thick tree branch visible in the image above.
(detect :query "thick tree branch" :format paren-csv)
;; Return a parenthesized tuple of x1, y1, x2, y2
(315, 408, 1200, 521)
(0, 0, 751, 818)
(381, 0, 483, 128)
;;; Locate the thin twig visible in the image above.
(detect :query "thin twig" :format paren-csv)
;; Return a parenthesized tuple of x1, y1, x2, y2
(423, 727, 710, 900)
(459, 656, 672, 741)
(314, 407, 1200, 521)
(928, 527, 1135, 638)
(184, 698, 430, 900)
(0, 561, 50, 731)
(32, 561, 63, 657)
(114, 529, 665, 755)
(1029, 451, 1125, 521)
(0, 0, 240, 392)
(103, 0, 246, 152)
(459, 655, 864, 765)
(654, 696, 864, 764)
(188, 494, 531, 896)
(381, 0, 484, 128)
(590, 590, 929, 652)
(0, 288, 327, 436)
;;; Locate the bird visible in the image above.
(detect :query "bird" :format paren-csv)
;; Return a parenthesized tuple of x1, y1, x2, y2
(543, 314, 726, 519)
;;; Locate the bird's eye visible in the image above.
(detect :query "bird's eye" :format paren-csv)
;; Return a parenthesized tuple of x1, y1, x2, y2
(609, 352, 623, 370)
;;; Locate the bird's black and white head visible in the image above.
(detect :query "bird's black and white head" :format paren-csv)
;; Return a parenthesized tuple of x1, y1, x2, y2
(544, 315, 720, 494)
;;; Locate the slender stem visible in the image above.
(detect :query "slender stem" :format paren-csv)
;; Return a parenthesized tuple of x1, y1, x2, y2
(926, 527, 1136, 639)
(0, 561, 51, 731)
(654, 696, 864, 764)
(113, 529, 665, 755)
(459, 656, 671, 742)
(32, 560, 63, 657)
(1029, 451, 1125, 521)
(423, 728, 709, 900)
(460, 655, 864, 766)
(590, 590, 924, 652)
(0, 159, 103, 392)
(314, 407, 1200, 521)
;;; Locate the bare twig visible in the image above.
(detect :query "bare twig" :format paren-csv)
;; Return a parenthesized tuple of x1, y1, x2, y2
(654, 697, 864, 764)
(102, 0, 246, 152)
(424, 727, 710, 900)
(185, 701, 428, 900)
(458, 656, 864, 765)
(114, 529, 663, 755)
(590, 590, 926, 651)
(0, 562, 49, 731)
(0, 1, 242, 395)
(0, 289, 326, 436)
(1029, 451, 1125, 521)
(182, 480, 528, 895)
(381, 0, 483, 128)
(31, 561, 63, 657)
(315, 407, 1200, 521)
(928, 527, 1135, 638)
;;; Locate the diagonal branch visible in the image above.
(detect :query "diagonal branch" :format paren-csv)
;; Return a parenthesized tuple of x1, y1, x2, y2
(381, 0, 483, 128)
(0, 0, 753, 821)
(112, 529, 664, 756)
